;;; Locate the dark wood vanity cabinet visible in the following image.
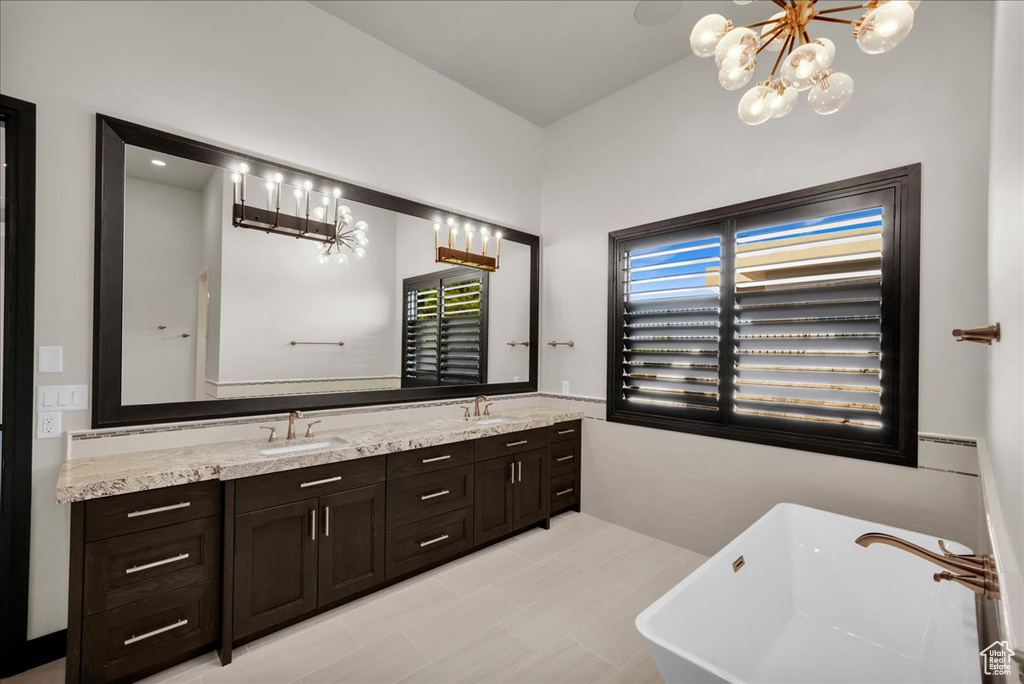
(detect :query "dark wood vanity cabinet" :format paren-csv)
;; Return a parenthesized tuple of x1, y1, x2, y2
(68, 419, 583, 683)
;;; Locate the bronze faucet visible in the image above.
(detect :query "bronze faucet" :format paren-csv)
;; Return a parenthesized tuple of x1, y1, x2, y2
(473, 396, 489, 417)
(856, 532, 1001, 599)
(287, 411, 304, 440)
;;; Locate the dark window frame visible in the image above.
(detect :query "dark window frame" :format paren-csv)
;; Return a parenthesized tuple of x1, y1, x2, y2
(607, 164, 921, 467)
(401, 266, 490, 388)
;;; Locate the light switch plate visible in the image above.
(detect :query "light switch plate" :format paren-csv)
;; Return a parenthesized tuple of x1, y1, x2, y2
(562, 380, 570, 394)
(38, 346, 63, 373)
(37, 411, 61, 439)
(37, 385, 89, 412)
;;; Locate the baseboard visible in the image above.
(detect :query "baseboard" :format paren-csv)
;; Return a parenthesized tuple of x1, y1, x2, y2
(1, 629, 66, 677)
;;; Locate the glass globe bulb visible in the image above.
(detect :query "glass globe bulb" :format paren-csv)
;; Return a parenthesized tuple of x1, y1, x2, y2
(733, 0, 754, 4)
(884, 0, 920, 9)
(719, 64, 754, 90)
(812, 37, 836, 64)
(781, 42, 830, 91)
(312, 206, 325, 221)
(316, 251, 329, 265)
(808, 71, 854, 115)
(738, 84, 775, 125)
(770, 84, 798, 118)
(336, 252, 349, 265)
(355, 220, 369, 232)
(354, 247, 366, 259)
(856, 2, 914, 54)
(760, 12, 788, 52)
(341, 213, 353, 227)
(714, 27, 758, 70)
(690, 14, 731, 58)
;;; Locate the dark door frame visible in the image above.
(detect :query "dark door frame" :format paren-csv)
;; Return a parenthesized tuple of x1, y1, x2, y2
(0, 94, 50, 677)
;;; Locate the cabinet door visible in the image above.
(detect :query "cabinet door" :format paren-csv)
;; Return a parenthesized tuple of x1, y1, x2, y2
(318, 484, 386, 607)
(513, 448, 548, 530)
(473, 457, 514, 545)
(234, 499, 318, 638)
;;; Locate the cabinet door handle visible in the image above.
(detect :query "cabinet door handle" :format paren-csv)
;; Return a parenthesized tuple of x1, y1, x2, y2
(124, 618, 188, 646)
(517, 461, 522, 483)
(300, 476, 342, 488)
(126, 501, 190, 518)
(125, 553, 190, 575)
(419, 534, 450, 548)
(505, 440, 528, 448)
(324, 505, 330, 537)
(311, 509, 317, 542)
(557, 429, 576, 435)
(555, 455, 574, 462)
(420, 489, 450, 501)
(555, 487, 575, 497)
(421, 454, 451, 464)
(509, 462, 515, 484)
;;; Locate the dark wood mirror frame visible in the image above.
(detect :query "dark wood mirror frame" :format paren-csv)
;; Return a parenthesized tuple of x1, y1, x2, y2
(93, 114, 540, 428)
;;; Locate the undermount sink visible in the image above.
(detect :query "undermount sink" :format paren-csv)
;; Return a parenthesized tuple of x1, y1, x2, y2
(637, 504, 980, 684)
(470, 416, 508, 425)
(259, 438, 345, 456)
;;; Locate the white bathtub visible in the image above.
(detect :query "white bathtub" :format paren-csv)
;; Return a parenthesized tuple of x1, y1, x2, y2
(636, 504, 980, 684)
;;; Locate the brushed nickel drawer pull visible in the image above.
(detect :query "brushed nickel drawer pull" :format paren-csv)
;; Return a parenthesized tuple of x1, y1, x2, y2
(419, 534, 450, 548)
(555, 455, 574, 462)
(126, 501, 190, 518)
(324, 506, 330, 537)
(124, 618, 188, 646)
(505, 440, 528, 448)
(517, 461, 522, 483)
(300, 476, 342, 488)
(555, 487, 575, 497)
(421, 454, 452, 464)
(125, 553, 190, 575)
(420, 489, 450, 501)
(311, 509, 317, 542)
(557, 429, 576, 435)
(509, 462, 515, 484)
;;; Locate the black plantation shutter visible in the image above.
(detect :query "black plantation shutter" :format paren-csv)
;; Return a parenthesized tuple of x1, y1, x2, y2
(402, 267, 488, 388)
(617, 227, 724, 417)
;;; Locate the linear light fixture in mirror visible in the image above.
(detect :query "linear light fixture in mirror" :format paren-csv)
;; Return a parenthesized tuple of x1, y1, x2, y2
(95, 115, 538, 427)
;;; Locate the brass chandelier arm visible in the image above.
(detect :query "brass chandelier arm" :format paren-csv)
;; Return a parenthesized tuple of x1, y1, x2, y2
(756, 24, 790, 55)
(813, 3, 865, 15)
(770, 0, 790, 9)
(745, 17, 782, 29)
(768, 34, 795, 80)
(813, 15, 857, 25)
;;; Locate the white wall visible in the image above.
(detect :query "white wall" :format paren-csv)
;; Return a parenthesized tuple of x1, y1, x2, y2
(540, 2, 991, 553)
(121, 178, 202, 404)
(0, 0, 542, 638)
(200, 170, 228, 384)
(986, 0, 1024, 587)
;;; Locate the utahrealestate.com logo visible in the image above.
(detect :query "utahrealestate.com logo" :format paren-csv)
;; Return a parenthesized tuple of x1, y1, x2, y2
(980, 641, 1015, 677)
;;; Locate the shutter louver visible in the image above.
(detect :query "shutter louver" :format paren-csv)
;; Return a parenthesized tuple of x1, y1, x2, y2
(731, 207, 886, 432)
(403, 286, 439, 384)
(621, 231, 723, 414)
(440, 276, 484, 385)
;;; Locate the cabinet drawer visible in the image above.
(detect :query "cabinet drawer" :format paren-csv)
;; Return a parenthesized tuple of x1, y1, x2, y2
(84, 517, 220, 616)
(549, 420, 582, 443)
(550, 472, 580, 512)
(387, 441, 475, 481)
(386, 465, 474, 530)
(82, 579, 219, 684)
(386, 507, 473, 579)
(235, 456, 385, 514)
(549, 441, 579, 477)
(475, 427, 547, 462)
(85, 481, 221, 543)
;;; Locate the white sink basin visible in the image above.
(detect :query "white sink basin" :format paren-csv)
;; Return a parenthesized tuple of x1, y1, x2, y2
(471, 416, 508, 425)
(636, 504, 980, 684)
(259, 438, 345, 456)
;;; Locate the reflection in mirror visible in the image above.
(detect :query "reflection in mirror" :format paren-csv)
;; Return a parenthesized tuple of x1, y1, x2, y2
(121, 145, 531, 405)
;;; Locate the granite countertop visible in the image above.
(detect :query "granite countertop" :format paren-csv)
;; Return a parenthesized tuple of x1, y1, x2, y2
(56, 406, 584, 504)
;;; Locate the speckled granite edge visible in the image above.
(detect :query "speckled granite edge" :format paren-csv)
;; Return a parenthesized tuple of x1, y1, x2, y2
(56, 406, 584, 504)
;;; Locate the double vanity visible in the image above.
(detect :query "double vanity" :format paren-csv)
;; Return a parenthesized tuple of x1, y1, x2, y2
(57, 406, 583, 684)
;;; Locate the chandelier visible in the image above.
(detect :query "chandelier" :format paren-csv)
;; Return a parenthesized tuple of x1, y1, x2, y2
(690, 0, 919, 124)
(230, 164, 370, 266)
(433, 218, 503, 272)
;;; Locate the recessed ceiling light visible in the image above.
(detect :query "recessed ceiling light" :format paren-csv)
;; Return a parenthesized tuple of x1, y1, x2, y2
(634, 0, 681, 27)
(151, 159, 166, 167)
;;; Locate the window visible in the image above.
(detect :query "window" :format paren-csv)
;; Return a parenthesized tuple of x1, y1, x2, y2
(608, 165, 920, 465)
(403, 267, 489, 388)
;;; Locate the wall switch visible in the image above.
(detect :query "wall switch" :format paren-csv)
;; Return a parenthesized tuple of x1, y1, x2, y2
(37, 411, 61, 439)
(37, 385, 89, 412)
(38, 346, 64, 373)
(562, 380, 570, 395)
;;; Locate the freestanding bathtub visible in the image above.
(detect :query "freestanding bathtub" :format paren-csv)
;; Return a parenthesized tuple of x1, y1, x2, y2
(636, 504, 980, 684)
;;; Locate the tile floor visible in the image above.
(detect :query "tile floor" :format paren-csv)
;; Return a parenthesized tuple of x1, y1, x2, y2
(2, 513, 708, 684)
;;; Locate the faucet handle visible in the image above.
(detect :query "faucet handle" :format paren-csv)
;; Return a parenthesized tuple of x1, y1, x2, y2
(462, 406, 471, 419)
(483, 402, 493, 416)
(305, 420, 322, 438)
(260, 426, 278, 443)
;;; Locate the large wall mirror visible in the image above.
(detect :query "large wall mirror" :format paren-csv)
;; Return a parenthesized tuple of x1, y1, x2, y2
(94, 115, 538, 427)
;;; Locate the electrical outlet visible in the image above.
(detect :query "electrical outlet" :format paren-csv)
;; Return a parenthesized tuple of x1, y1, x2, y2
(37, 411, 61, 439)
(562, 380, 570, 395)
